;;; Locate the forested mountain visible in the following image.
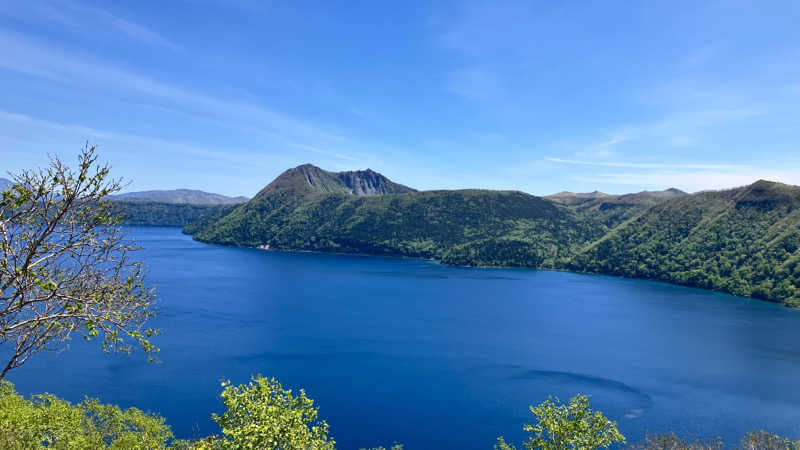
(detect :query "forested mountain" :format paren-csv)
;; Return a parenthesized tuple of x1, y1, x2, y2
(116, 202, 237, 227)
(258, 164, 416, 197)
(180, 165, 800, 307)
(569, 180, 800, 306)
(109, 189, 248, 226)
(110, 189, 248, 205)
(190, 165, 590, 265)
(195, 188, 602, 266)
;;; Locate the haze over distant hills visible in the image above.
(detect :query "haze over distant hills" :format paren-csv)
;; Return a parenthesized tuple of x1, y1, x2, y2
(0, 177, 12, 192)
(110, 189, 248, 205)
(546, 188, 687, 227)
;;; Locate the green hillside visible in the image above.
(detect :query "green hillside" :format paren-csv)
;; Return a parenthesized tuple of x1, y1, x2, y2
(185, 164, 800, 307)
(194, 188, 602, 267)
(113, 189, 247, 226)
(569, 180, 800, 306)
(117, 201, 236, 227)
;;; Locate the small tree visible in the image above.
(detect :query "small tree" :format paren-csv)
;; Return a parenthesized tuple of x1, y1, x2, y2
(628, 432, 722, 449)
(0, 380, 174, 449)
(739, 430, 800, 450)
(495, 394, 625, 450)
(208, 376, 334, 450)
(0, 144, 158, 379)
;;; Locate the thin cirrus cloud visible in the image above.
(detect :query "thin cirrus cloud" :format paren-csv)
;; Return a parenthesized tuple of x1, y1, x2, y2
(0, 22, 395, 194)
(0, 1, 178, 50)
(0, 108, 280, 169)
(79, 5, 179, 51)
(0, 28, 352, 149)
(546, 158, 747, 170)
(0, 107, 388, 194)
(574, 170, 800, 192)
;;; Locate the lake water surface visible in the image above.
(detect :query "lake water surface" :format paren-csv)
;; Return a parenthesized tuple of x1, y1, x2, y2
(11, 227, 800, 448)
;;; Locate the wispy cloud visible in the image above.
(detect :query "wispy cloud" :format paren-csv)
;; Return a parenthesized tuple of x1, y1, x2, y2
(0, 108, 275, 167)
(586, 107, 765, 154)
(0, 29, 350, 149)
(0, 107, 391, 194)
(0, 1, 178, 50)
(574, 135, 630, 159)
(83, 6, 178, 51)
(573, 169, 800, 192)
(546, 158, 746, 170)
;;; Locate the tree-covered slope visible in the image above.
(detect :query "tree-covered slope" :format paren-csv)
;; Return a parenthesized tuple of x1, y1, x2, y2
(110, 189, 248, 205)
(185, 164, 800, 307)
(117, 201, 236, 227)
(111, 188, 248, 226)
(192, 178, 602, 267)
(569, 180, 800, 306)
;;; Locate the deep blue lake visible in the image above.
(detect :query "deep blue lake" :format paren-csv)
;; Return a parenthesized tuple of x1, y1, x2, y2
(11, 226, 800, 448)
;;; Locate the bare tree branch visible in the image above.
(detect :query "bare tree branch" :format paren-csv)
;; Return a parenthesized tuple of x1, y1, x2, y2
(0, 143, 158, 380)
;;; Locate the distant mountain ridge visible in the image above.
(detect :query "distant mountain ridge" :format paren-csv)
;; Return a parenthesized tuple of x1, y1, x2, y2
(546, 187, 687, 228)
(0, 177, 13, 192)
(181, 165, 800, 307)
(110, 189, 248, 205)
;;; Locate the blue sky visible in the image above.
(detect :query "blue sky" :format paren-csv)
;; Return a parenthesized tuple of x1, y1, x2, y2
(1, 1, 799, 196)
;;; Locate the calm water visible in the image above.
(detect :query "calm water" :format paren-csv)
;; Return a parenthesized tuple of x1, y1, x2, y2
(11, 227, 800, 448)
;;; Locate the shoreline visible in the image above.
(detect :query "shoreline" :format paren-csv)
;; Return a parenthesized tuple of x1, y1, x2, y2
(184, 231, 797, 310)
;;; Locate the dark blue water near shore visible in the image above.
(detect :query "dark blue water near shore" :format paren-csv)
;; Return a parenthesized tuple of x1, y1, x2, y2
(11, 227, 800, 448)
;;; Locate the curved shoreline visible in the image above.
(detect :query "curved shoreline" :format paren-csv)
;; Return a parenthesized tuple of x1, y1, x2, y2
(185, 231, 797, 310)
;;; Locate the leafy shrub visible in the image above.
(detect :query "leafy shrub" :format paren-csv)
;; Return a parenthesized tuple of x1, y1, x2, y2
(0, 381, 174, 449)
(495, 394, 626, 450)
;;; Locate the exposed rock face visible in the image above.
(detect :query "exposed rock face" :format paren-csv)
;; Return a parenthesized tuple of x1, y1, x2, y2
(336, 168, 413, 195)
(261, 163, 415, 197)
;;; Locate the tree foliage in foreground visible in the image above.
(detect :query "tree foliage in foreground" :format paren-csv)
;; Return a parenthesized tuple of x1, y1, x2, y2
(197, 376, 335, 450)
(115, 201, 235, 227)
(495, 394, 625, 450)
(0, 380, 176, 449)
(629, 430, 800, 449)
(2, 377, 800, 449)
(0, 145, 158, 380)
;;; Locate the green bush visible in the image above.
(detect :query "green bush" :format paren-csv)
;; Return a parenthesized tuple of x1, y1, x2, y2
(202, 376, 335, 450)
(0, 380, 175, 449)
(495, 394, 626, 450)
